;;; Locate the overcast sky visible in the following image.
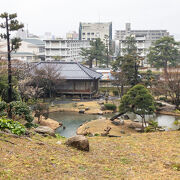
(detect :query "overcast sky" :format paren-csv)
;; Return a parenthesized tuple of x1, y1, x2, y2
(0, 0, 180, 39)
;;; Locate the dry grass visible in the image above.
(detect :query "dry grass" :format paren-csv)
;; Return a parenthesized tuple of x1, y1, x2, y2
(49, 101, 106, 114)
(0, 131, 180, 180)
(77, 119, 137, 136)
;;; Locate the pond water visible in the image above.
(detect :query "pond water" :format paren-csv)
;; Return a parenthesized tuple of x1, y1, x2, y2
(128, 113, 180, 131)
(49, 112, 100, 137)
(49, 112, 180, 137)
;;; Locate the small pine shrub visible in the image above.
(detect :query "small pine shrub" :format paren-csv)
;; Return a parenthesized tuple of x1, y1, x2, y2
(0, 101, 8, 116)
(104, 103, 117, 111)
(10, 101, 33, 124)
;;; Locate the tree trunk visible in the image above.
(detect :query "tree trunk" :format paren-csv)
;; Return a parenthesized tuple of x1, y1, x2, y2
(6, 17, 12, 103)
(116, 86, 121, 98)
(110, 112, 125, 121)
(121, 84, 124, 97)
(89, 59, 92, 68)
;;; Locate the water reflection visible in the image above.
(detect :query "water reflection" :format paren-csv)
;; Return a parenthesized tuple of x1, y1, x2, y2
(127, 113, 179, 131)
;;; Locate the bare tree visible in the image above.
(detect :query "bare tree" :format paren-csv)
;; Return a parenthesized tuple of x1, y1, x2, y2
(155, 68, 180, 109)
(30, 63, 64, 98)
(18, 78, 44, 102)
(111, 71, 126, 98)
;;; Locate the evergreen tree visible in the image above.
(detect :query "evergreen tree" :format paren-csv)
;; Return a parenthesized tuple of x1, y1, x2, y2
(112, 35, 142, 87)
(147, 36, 180, 74)
(119, 84, 155, 128)
(81, 38, 105, 68)
(0, 12, 24, 103)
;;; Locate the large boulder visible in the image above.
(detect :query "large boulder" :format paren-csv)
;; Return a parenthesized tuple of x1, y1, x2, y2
(79, 109, 85, 114)
(65, 135, 89, 151)
(34, 126, 55, 137)
(128, 122, 142, 129)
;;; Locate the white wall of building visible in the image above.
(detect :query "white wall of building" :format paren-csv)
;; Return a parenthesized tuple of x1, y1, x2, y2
(44, 39, 90, 62)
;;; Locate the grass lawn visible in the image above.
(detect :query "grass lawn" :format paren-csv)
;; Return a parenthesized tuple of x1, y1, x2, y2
(0, 131, 180, 179)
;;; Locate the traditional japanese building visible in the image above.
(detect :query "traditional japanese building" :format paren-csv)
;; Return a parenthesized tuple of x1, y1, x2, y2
(33, 61, 102, 97)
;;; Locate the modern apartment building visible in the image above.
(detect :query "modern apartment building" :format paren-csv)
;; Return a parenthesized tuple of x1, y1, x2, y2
(0, 38, 45, 62)
(115, 23, 170, 66)
(44, 39, 90, 62)
(79, 22, 112, 44)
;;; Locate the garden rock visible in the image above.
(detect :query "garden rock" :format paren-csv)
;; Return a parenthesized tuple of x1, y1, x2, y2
(120, 130, 125, 134)
(135, 128, 143, 132)
(85, 107, 89, 111)
(97, 111, 103, 115)
(56, 141, 62, 145)
(128, 122, 142, 129)
(123, 115, 130, 120)
(112, 119, 124, 126)
(79, 109, 85, 114)
(35, 126, 55, 137)
(65, 135, 89, 151)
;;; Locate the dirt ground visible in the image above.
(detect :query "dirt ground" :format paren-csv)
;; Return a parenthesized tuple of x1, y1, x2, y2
(77, 118, 137, 136)
(49, 101, 113, 114)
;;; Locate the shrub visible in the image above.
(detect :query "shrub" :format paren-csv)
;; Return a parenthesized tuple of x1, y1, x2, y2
(0, 117, 26, 135)
(144, 120, 158, 132)
(174, 109, 180, 114)
(113, 90, 119, 96)
(10, 101, 33, 124)
(1, 87, 20, 103)
(33, 103, 49, 123)
(104, 103, 117, 111)
(0, 101, 8, 116)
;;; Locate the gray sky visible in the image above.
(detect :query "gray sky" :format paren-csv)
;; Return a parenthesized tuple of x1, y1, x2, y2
(0, 0, 180, 39)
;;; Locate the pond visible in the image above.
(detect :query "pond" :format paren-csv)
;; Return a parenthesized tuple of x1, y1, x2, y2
(49, 112, 100, 137)
(128, 113, 180, 131)
(49, 112, 180, 137)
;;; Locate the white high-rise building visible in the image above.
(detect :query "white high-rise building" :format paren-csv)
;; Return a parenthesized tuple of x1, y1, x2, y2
(44, 39, 90, 62)
(115, 23, 171, 66)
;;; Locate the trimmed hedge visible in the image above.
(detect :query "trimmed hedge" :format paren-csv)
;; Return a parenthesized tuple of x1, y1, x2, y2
(104, 103, 117, 111)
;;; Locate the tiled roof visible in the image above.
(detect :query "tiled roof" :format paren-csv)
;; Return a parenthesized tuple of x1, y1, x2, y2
(33, 61, 102, 80)
(23, 39, 45, 46)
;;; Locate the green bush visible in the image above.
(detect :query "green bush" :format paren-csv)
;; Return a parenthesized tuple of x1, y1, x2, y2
(104, 103, 117, 111)
(10, 101, 33, 124)
(1, 87, 20, 103)
(0, 117, 26, 135)
(0, 101, 8, 116)
(113, 90, 119, 96)
(144, 120, 158, 132)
